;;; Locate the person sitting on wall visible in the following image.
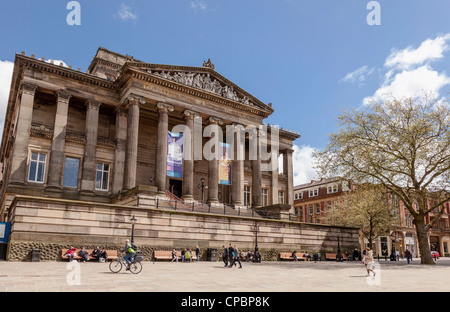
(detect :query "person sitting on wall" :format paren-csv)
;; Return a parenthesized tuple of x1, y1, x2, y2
(291, 251, 298, 261)
(99, 249, 108, 262)
(92, 246, 101, 261)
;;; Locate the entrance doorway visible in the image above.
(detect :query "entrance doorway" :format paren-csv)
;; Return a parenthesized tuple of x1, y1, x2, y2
(218, 184, 231, 205)
(169, 179, 183, 199)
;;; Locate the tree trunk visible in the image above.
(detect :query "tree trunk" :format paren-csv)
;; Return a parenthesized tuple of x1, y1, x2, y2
(415, 216, 434, 265)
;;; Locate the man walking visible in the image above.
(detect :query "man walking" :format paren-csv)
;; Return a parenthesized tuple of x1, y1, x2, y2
(232, 245, 242, 269)
(222, 245, 229, 267)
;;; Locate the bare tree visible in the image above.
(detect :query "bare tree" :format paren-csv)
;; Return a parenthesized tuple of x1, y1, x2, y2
(315, 93, 450, 264)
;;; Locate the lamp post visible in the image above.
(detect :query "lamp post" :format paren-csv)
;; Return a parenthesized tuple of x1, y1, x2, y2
(390, 232, 396, 261)
(336, 230, 343, 262)
(130, 215, 137, 243)
(253, 224, 261, 263)
(197, 177, 206, 203)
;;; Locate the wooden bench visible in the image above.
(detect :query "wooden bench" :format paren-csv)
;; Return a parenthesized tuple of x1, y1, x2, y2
(279, 252, 307, 261)
(154, 250, 198, 261)
(325, 253, 348, 261)
(61, 249, 118, 261)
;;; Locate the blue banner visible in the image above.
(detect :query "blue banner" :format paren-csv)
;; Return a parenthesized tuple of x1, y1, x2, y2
(167, 131, 183, 178)
(0, 223, 11, 243)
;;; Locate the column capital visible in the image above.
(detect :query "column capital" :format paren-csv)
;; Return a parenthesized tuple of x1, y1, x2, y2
(183, 109, 199, 120)
(126, 94, 146, 106)
(156, 102, 174, 113)
(208, 116, 223, 125)
(115, 106, 128, 117)
(56, 91, 72, 103)
(86, 99, 102, 110)
(20, 83, 38, 96)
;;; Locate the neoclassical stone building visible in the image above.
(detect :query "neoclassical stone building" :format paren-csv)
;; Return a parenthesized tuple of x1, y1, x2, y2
(0, 48, 359, 260)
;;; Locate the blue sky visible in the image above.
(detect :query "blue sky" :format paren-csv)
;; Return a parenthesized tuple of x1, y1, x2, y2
(1, 0, 449, 184)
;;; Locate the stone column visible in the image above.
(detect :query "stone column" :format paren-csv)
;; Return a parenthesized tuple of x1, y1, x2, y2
(271, 147, 279, 205)
(124, 95, 146, 190)
(112, 107, 127, 193)
(182, 110, 198, 201)
(10, 83, 38, 185)
(81, 100, 101, 192)
(207, 117, 222, 204)
(155, 102, 174, 194)
(284, 148, 294, 209)
(47, 91, 72, 189)
(251, 127, 262, 208)
(231, 123, 244, 207)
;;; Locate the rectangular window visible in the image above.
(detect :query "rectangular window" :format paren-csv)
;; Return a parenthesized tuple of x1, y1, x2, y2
(326, 201, 332, 211)
(309, 189, 318, 197)
(244, 186, 251, 207)
(327, 184, 338, 194)
(63, 157, 80, 188)
(28, 152, 46, 183)
(278, 191, 285, 204)
(262, 189, 268, 206)
(309, 204, 313, 215)
(95, 163, 110, 191)
(315, 203, 321, 214)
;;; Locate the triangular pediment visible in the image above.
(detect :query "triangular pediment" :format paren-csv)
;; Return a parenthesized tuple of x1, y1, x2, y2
(123, 61, 273, 113)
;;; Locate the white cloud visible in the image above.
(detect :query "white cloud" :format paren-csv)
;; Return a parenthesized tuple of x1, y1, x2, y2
(292, 144, 318, 186)
(340, 65, 375, 86)
(118, 3, 138, 21)
(363, 65, 450, 105)
(190, 0, 207, 12)
(385, 34, 450, 70)
(0, 60, 14, 138)
(363, 34, 450, 105)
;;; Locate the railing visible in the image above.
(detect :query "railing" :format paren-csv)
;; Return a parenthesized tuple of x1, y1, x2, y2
(151, 191, 282, 220)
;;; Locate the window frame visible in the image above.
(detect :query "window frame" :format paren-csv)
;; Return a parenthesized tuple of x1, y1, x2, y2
(95, 162, 111, 191)
(27, 151, 47, 184)
(62, 156, 81, 189)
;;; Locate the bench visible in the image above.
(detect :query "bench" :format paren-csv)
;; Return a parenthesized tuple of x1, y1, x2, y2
(154, 250, 198, 261)
(61, 249, 118, 261)
(279, 252, 307, 261)
(325, 253, 348, 261)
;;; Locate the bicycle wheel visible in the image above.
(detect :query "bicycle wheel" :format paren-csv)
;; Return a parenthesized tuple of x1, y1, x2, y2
(109, 259, 123, 273)
(129, 261, 142, 274)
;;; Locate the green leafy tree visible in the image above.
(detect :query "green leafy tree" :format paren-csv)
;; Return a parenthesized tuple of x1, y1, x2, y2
(315, 93, 450, 264)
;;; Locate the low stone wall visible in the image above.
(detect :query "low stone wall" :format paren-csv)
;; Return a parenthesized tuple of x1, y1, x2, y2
(6, 196, 360, 261)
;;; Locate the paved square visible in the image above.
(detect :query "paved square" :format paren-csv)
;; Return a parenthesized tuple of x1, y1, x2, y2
(0, 258, 449, 292)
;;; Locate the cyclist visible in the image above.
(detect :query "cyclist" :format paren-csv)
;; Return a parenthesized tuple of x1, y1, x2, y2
(121, 239, 137, 270)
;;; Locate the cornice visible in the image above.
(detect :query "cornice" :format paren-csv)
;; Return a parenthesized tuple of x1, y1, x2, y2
(17, 54, 115, 91)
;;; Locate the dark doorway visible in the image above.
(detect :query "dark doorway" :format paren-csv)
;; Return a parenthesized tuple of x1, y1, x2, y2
(169, 179, 183, 199)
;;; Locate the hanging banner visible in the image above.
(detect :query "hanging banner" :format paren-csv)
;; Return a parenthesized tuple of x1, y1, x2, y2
(167, 131, 183, 178)
(218, 142, 232, 185)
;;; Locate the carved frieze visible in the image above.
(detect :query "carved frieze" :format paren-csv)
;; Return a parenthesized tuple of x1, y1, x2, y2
(147, 69, 254, 107)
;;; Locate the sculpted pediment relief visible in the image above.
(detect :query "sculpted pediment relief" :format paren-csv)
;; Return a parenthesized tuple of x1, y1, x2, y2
(145, 68, 256, 108)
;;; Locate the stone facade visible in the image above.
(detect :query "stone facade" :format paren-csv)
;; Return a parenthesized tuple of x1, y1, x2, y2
(0, 47, 359, 260)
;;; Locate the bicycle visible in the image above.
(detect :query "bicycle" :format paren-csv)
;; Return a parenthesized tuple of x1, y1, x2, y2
(109, 252, 143, 274)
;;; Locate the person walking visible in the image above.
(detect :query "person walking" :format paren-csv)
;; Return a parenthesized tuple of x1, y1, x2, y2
(231, 245, 242, 268)
(195, 246, 200, 262)
(363, 247, 376, 277)
(405, 249, 411, 264)
(222, 245, 229, 267)
(228, 244, 235, 267)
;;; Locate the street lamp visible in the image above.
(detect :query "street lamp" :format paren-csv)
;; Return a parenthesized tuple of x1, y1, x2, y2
(197, 177, 207, 203)
(130, 215, 137, 243)
(390, 232, 396, 261)
(336, 230, 343, 262)
(253, 224, 261, 263)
